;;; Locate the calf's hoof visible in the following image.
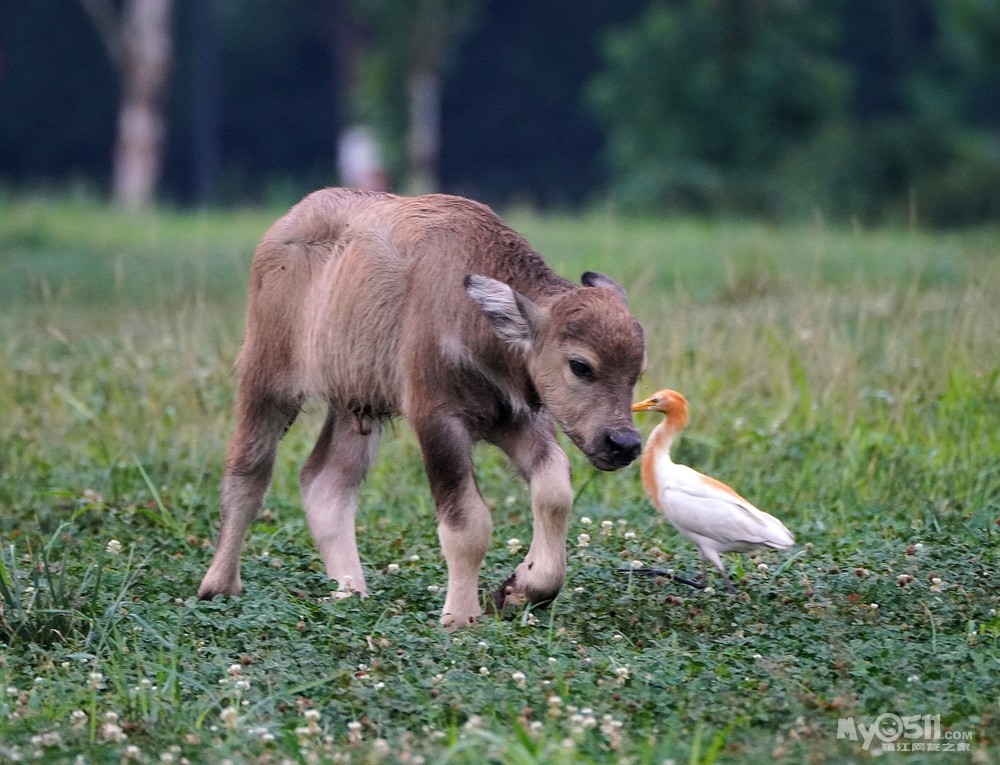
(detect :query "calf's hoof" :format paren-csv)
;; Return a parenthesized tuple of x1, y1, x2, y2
(440, 607, 483, 631)
(490, 571, 560, 614)
(197, 570, 242, 600)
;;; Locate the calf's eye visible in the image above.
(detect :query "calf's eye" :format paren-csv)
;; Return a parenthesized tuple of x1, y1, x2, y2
(569, 359, 594, 380)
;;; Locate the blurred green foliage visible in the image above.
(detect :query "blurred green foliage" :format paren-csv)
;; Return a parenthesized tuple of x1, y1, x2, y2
(0, 0, 998, 224)
(588, 0, 1000, 225)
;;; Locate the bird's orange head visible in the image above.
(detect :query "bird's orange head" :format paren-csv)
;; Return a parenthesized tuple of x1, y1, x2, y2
(632, 389, 689, 427)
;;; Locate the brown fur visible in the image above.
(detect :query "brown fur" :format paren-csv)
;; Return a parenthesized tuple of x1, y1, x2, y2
(198, 188, 646, 628)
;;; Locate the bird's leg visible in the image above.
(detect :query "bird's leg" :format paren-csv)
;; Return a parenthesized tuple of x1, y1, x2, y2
(717, 569, 738, 594)
(617, 567, 706, 589)
(703, 554, 738, 594)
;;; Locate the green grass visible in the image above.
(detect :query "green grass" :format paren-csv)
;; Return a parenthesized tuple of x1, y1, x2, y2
(1, 196, 998, 763)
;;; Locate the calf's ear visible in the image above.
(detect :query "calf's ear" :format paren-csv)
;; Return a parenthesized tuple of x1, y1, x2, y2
(464, 275, 544, 352)
(581, 271, 627, 301)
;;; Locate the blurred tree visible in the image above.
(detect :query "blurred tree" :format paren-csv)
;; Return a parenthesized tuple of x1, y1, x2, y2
(0, 1, 117, 188)
(588, 0, 848, 215)
(329, 0, 387, 189)
(189, 0, 220, 205)
(185, 0, 338, 202)
(1, 0, 998, 222)
(352, 0, 478, 193)
(440, 0, 646, 207)
(79, 0, 175, 209)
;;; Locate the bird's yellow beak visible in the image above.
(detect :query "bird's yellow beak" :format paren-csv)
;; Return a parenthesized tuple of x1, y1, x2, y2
(632, 397, 657, 413)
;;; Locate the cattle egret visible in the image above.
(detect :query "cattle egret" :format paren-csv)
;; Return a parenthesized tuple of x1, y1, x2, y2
(631, 389, 795, 592)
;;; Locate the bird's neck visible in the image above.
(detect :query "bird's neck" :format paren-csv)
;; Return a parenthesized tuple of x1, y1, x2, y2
(640, 420, 679, 505)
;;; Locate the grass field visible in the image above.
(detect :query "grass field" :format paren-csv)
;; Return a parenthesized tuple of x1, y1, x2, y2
(1, 195, 998, 764)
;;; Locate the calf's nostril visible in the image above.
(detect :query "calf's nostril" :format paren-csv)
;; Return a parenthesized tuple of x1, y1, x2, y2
(606, 429, 642, 459)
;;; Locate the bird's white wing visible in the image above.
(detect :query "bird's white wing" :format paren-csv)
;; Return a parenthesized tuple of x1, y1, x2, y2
(658, 463, 794, 550)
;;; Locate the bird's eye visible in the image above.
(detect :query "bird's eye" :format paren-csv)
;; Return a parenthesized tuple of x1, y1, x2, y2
(569, 359, 594, 380)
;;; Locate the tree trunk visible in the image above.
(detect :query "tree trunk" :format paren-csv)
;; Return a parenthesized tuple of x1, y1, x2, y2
(111, 0, 174, 209)
(405, 69, 441, 194)
(402, 0, 475, 194)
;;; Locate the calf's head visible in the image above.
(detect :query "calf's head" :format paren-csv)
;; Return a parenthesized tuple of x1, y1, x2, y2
(466, 271, 645, 471)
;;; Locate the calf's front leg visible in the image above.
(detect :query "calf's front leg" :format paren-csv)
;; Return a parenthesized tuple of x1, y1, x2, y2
(414, 415, 493, 630)
(495, 421, 574, 610)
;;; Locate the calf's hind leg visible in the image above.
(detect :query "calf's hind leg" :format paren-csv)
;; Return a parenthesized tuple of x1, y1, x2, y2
(199, 393, 299, 599)
(299, 408, 381, 597)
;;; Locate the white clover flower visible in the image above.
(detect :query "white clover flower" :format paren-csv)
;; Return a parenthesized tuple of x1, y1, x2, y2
(580, 516, 592, 526)
(614, 666, 630, 684)
(479, 666, 489, 676)
(220, 706, 238, 731)
(577, 533, 591, 548)
(427, 584, 440, 594)
(506, 538, 522, 554)
(511, 671, 526, 687)
(600, 714, 624, 749)
(299, 708, 321, 737)
(409, 554, 421, 562)
(387, 563, 400, 573)
(100, 714, 127, 743)
(623, 530, 636, 540)
(347, 720, 363, 745)
(70, 710, 87, 729)
(756, 562, 769, 572)
(105, 539, 123, 555)
(88, 671, 105, 689)
(463, 715, 484, 732)
(630, 559, 644, 569)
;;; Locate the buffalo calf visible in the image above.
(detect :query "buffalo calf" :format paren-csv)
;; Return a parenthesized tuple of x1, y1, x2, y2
(198, 188, 645, 628)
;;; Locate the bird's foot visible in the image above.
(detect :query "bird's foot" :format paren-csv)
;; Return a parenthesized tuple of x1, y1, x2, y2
(617, 567, 707, 590)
